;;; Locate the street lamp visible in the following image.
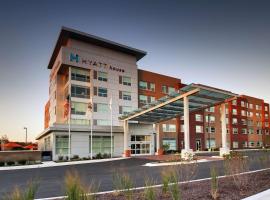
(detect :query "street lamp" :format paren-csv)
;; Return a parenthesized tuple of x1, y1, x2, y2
(23, 127, 27, 144)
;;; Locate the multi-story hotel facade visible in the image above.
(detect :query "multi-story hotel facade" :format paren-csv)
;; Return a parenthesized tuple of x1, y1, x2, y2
(37, 27, 270, 160)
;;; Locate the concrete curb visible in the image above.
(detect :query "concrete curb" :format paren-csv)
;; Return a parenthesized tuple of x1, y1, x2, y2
(0, 157, 128, 171)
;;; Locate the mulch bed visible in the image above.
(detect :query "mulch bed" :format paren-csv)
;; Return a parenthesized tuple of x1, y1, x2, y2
(95, 169, 270, 200)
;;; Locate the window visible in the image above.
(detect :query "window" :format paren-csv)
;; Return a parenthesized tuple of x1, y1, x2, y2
(150, 96, 155, 103)
(71, 85, 90, 99)
(265, 114, 269, 119)
(232, 100, 237, 106)
(205, 139, 216, 148)
(150, 83, 155, 91)
(256, 105, 261, 110)
(249, 104, 253, 109)
(139, 81, 147, 90)
(265, 106, 268, 112)
(119, 106, 132, 114)
(162, 85, 167, 93)
(233, 128, 238, 134)
(241, 119, 247, 125)
(44, 136, 51, 151)
(56, 136, 69, 155)
(168, 87, 175, 94)
(241, 101, 245, 107)
(248, 128, 254, 134)
(94, 119, 110, 126)
(241, 110, 246, 116)
(205, 115, 215, 123)
(97, 71, 108, 81)
(242, 141, 248, 148)
(232, 109, 237, 115)
(71, 102, 87, 115)
(120, 91, 131, 101)
(94, 103, 109, 113)
(241, 128, 247, 134)
(257, 129, 262, 135)
(120, 76, 131, 86)
(206, 107, 215, 112)
(90, 136, 114, 154)
(249, 112, 253, 117)
(265, 122, 269, 127)
(233, 141, 239, 148)
(71, 68, 90, 82)
(98, 87, 107, 97)
(139, 95, 147, 104)
(206, 127, 215, 133)
(249, 141, 254, 147)
(162, 124, 176, 132)
(162, 139, 176, 150)
(195, 114, 203, 122)
(180, 125, 184, 132)
(196, 125, 203, 133)
(232, 118, 238, 124)
(71, 119, 90, 125)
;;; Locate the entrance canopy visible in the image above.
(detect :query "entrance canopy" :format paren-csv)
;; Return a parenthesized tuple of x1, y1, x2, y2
(119, 84, 237, 123)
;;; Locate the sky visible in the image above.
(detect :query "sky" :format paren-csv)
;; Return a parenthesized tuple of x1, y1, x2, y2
(0, 0, 270, 142)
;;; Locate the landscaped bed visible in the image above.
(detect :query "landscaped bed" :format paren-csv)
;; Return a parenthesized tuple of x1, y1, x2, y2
(95, 169, 270, 200)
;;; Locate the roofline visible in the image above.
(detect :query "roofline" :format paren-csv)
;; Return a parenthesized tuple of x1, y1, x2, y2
(47, 26, 147, 69)
(138, 68, 181, 82)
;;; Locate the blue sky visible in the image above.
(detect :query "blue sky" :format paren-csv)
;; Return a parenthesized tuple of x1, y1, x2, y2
(0, 0, 269, 141)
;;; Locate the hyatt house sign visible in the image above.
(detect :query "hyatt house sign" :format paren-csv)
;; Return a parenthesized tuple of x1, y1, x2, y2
(69, 53, 125, 73)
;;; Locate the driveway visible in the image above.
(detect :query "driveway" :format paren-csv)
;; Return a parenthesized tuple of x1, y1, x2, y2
(0, 150, 268, 199)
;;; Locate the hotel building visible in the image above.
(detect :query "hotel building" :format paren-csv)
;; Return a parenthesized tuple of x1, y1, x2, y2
(37, 27, 270, 160)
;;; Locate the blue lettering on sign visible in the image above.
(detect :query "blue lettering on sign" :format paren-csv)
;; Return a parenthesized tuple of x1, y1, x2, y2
(70, 53, 79, 63)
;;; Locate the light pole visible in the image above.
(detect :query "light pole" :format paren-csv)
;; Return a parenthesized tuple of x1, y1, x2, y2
(24, 127, 27, 144)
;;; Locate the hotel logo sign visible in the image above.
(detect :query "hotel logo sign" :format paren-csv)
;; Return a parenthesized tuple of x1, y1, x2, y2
(69, 53, 125, 73)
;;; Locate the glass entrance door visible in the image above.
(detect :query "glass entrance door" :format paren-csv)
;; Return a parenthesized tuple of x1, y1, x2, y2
(196, 139, 201, 151)
(131, 135, 151, 155)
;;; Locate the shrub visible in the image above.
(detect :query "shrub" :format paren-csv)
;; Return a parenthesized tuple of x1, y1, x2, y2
(102, 153, 111, 159)
(65, 170, 90, 200)
(58, 155, 64, 161)
(169, 171, 181, 200)
(112, 170, 134, 199)
(223, 151, 249, 193)
(95, 153, 103, 159)
(4, 180, 39, 200)
(71, 155, 80, 160)
(0, 162, 4, 166)
(18, 160, 27, 165)
(7, 161, 15, 166)
(210, 166, 219, 200)
(143, 177, 155, 200)
(163, 144, 170, 154)
(161, 169, 171, 194)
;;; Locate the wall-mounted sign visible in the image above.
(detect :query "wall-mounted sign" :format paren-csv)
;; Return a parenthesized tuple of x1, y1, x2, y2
(70, 53, 125, 73)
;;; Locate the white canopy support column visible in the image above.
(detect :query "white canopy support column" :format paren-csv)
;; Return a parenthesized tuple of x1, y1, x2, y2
(181, 96, 194, 160)
(220, 103, 230, 156)
(123, 120, 131, 157)
(155, 123, 163, 155)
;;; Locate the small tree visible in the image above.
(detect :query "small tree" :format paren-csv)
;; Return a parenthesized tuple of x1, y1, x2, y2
(210, 166, 219, 200)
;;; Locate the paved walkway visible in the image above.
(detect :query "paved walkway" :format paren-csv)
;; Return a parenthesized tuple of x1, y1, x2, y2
(0, 157, 127, 171)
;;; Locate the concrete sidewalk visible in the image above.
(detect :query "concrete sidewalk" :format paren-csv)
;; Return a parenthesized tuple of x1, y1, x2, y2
(0, 157, 127, 171)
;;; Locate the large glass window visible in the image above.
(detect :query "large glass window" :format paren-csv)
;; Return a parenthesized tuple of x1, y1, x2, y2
(139, 95, 147, 104)
(56, 136, 69, 155)
(98, 87, 107, 97)
(119, 106, 132, 114)
(71, 85, 90, 99)
(122, 91, 131, 101)
(95, 119, 110, 126)
(139, 81, 147, 90)
(90, 136, 114, 154)
(70, 119, 90, 125)
(97, 71, 108, 82)
(71, 68, 90, 82)
(163, 139, 176, 150)
(205, 139, 216, 148)
(122, 76, 131, 86)
(168, 87, 175, 94)
(71, 102, 87, 115)
(94, 103, 109, 113)
(162, 124, 176, 132)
